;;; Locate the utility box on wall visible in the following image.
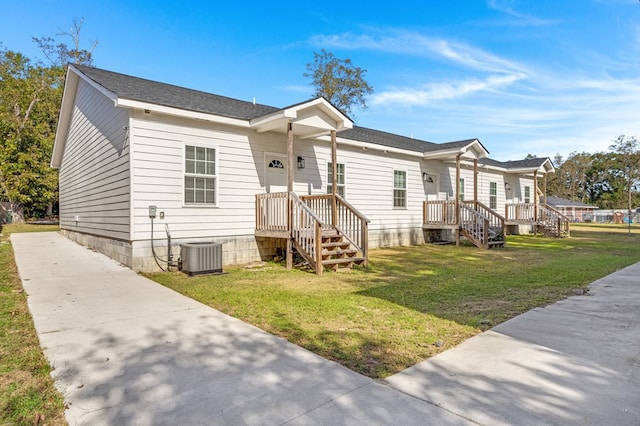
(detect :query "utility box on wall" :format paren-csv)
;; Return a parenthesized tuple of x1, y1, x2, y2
(181, 242, 223, 275)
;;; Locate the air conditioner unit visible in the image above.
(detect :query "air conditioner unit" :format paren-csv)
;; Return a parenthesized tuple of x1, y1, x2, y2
(181, 242, 223, 275)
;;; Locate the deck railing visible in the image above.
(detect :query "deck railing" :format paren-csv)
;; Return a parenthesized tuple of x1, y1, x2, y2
(505, 203, 537, 223)
(290, 193, 325, 274)
(255, 192, 370, 270)
(538, 204, 571, 237)
(255, 191, 289, 232)
(301, 194, 370, 266)
(505, 202, 570, 237)
(464, 200, 506, 239)
(423, 200, 457, 226)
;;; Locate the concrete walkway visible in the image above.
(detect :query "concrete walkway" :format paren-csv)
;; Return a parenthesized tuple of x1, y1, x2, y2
(11, 232, 640, 425)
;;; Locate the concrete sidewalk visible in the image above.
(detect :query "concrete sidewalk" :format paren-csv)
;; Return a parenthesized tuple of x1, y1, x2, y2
(11, 232, 640, 425)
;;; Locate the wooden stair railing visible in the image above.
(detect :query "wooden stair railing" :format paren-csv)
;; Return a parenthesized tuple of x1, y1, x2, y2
(301, 194, 370, 268)
(459, 203, 505, 249)
(291, 193, 367, 275)
(538, 204, 571, 237)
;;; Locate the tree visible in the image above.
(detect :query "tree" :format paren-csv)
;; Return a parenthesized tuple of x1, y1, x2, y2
(609, 135, 640, 215)
(547, 151, 593, 203)
(0, 19, 96, 223)
(33, 17, 98, 68)
(304, 49, 373, 117)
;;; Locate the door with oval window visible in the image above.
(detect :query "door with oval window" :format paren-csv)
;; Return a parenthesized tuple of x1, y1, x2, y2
(265, 154, 288, 193)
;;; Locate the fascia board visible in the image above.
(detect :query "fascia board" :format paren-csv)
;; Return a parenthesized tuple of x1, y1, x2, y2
(116, 99, 251, 127)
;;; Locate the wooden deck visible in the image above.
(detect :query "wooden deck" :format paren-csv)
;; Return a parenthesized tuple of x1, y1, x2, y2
(255, 192, 370, 275)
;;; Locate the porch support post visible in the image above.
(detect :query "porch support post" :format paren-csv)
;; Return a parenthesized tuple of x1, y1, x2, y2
(543, 173, 547, 206)
(473, 159, 478, 209)
(286, 122, 294, 270)
(455, 153, 461, 246)
(331, 130, 337, 226)
(533, 170, 539, 224)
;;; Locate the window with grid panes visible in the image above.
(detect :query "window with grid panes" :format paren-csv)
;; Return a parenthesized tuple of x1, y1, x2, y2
(184, 145, 217, 205)
(393, 170, 407, 208)
(489, 182, 497, 209)
(327, 162, 345, 197)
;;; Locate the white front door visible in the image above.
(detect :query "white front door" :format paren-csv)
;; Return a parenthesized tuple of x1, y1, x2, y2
(265, 153, 288, 193)
(424, 173, 440, 200)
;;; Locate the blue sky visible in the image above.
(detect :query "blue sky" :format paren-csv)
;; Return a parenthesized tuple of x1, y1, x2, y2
(3, 0, 640, 161)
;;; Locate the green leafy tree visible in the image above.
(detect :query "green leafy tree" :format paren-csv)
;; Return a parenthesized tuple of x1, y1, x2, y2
(304, 49, 373, 117)
(0, 18, 96, 223)
(548, 151, 593, 203)
(608, 135, 640, 214)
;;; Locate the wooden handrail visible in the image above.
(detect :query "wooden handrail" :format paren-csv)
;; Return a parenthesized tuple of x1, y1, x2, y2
(290, 192, 326, 275)
(300, 194, 370, 266)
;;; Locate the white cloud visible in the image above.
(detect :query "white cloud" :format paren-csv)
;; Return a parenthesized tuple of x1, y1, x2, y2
(486, 0, 560, 26)
(309, 30, 530, 74)
(371, 73, 527, 106)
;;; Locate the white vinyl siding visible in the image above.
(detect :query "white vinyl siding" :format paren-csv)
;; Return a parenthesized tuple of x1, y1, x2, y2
(58, 78, 131, 239)
(184, 145, 217, 205)
(327, 162, 345, 197)
(393, 170, 407, 208)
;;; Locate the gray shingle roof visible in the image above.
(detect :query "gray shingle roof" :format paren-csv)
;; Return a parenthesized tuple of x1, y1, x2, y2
(337, 126, 438, 152)
(73, 64, 278, 120)
(70, 65, 532, 161)
(542, 196, 597, 208)
(478, 157, 550, 169)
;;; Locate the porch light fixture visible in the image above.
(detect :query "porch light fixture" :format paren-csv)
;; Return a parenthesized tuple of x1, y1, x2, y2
(505, 182, 511, 191)
(422, 172, 434, 183)
(297, 156, 305, 169)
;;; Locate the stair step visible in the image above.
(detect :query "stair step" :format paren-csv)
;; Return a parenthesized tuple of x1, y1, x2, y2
(322, 248, 358, 258)
(322, 257, 365, 267)
(322, 241, 351, 249)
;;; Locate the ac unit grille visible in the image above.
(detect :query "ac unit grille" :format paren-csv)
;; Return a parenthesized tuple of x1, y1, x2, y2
(181, 242, 223, 275)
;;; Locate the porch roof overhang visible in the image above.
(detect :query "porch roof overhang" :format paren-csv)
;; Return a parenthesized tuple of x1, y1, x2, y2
(424, 139, 489, 161)
(477, 157, 555, 176)
(250, 98, 353, 139)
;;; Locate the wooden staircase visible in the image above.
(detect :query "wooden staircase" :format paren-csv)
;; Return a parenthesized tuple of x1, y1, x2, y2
(280, 192, 369, 276)
(459, 201, 506, 249)
(537, 205, 570, 238)
(318, 229, 366, 271)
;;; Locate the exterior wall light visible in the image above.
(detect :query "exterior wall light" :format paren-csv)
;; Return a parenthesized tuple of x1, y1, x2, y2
(297, 156, 305, 169)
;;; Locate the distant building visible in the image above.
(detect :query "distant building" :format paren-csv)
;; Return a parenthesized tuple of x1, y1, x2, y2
(542, 196, 598, 222)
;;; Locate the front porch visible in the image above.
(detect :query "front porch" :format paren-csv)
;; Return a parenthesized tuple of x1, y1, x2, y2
(256, 192, 369, 275)
(505, 203, 571, 237)
(422, 199, 570, 246)
(423, 200, 506, 249)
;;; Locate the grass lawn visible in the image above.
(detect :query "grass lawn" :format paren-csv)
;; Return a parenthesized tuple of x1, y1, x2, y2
(148, 223, 640, 379)
(0, 223, 67, 426)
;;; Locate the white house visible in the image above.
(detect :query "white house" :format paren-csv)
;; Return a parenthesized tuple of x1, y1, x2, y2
(52, 65, 564, 274)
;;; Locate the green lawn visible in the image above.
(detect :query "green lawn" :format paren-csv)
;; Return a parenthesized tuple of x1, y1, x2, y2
(148, 224, 640, 379)
(2, 222, 639, 425)
(0, 224, 66, 426)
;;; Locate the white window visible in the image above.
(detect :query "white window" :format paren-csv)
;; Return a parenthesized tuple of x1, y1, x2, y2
(327, 162, 346, 197)
(524, 186, 531, 203)
(489, 182, 497, 209)
(393, 170, 407, 208)
(184, 145, 217, 205)
(459, 178, 465, 201)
